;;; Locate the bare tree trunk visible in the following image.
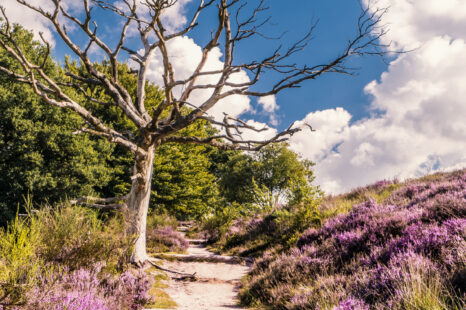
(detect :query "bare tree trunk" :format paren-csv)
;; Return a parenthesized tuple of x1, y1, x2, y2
(126, 146, 155, 266)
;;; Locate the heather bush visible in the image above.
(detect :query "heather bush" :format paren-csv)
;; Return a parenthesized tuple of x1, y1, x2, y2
(240, 170, 466, 309)
(0, 204, 141, 309)
(146, 212, 188, 253)
(147, 225, 189, 253)
(22, 265, 152, 310)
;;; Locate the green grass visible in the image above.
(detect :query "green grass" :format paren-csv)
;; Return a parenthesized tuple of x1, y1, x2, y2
(144, 268, 177, 309)
(319, 183, 402, 223)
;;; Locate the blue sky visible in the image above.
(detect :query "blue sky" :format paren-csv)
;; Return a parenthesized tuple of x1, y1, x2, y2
(181, 0, 389, 129)
(4, 0, 466, 193)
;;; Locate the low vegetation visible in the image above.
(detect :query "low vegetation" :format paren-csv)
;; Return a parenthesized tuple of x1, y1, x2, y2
(0, 203, 187, 309)
(146, 213, 189, 254)
(237, 170, 465, 309)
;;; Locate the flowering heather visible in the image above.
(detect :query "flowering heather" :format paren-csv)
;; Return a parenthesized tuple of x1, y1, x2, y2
(147, 225, 189, 253)
(21, 266, 152, 310)
(240, 169, 466, 309)
(333, 297, 369, 310)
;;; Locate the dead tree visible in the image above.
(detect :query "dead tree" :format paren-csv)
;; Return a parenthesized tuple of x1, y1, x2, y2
(0, 0, 387, 266)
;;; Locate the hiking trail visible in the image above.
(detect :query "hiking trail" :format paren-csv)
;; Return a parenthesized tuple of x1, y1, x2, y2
(147, 223, 251, 310)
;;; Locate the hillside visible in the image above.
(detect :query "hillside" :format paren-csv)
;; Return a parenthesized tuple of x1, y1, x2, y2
(236, 169, 465, 309)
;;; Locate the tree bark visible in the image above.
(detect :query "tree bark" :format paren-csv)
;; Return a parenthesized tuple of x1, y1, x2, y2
(126, 145, 155, 266)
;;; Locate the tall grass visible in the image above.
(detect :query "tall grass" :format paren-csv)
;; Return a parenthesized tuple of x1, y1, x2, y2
(0, 215, 42, 307)
(0, 203, 152, 309)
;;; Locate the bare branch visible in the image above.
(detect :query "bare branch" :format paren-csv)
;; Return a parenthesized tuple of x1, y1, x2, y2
(1, 0, 390, 162)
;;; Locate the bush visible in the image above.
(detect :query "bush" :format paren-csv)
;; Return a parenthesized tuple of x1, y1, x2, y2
(0, 215, 42, 307)
(23, 265, 152, 310)
(31, 204, 132, 271)
(202, 204, 241, 243)
(218, 199, 322, 258)
(147, 226, 189, 253)
(0, 203, 135, 308)
(146, 212, 178, 230)
(146, 212, 188, 253)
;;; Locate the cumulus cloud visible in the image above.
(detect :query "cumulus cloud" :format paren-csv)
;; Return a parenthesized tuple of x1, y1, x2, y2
(290, 0, 466, 193)
(143, 36, 252, 120)
(2, 0, 85, 44)
(2, 0, 56, 43)
(258, 96, 279, 126)
(240, 120, 278, 142)
(364, 0, 466, 49)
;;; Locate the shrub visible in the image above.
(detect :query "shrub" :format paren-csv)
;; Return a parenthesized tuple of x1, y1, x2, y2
(0, 215, 42, 307)
(145, 212, 188, 253)
(0, 203, 134, 308)
(146, 212, 178, 230)
(217, 199, 321, 258)
(30, 204, 132, 270)
(23, 265, 152, 310)
(202, 204, 241, 243)
(146, 226, 189, 253)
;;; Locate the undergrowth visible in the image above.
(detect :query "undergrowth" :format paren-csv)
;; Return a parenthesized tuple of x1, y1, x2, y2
(0, 203, 154, 309)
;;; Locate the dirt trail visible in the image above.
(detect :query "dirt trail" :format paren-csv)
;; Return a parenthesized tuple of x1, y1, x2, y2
(150, 228, 251, 310)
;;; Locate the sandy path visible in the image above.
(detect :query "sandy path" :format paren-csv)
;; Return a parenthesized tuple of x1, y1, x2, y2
(153, 238, 250, 310)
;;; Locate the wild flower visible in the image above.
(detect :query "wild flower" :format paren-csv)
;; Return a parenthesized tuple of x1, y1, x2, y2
(147, 225, 189, 252)
(22, 265, 152, 310)
(333, 297, 369, 310)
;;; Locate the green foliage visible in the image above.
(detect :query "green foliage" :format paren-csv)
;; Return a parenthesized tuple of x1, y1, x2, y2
(0, 25, 116, 224)
(0, 214, 42, 306)
(219, 200, 322, 258)
(147, 211, 178, 230)
(202, 203, 242, 243)
(0, 24, 225, 223)
(204, 144, 322, 253)
(218, 143, 318, 207)
(152, 141, 220, 220)
(31, 204, 132, 271)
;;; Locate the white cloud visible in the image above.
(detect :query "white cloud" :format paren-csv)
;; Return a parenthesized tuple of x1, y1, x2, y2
(289, 0, 466, 194)
(291, 36, 466, 194)
(364, 0, 466, 49)
(161, 0, 194, 33)
(115, 0, 193, 37)
(2, 0, 55, 43)
(240, 120, 278, 142)
(258, 96, 279, 126)
(143, 35, 252, 120)
(291, 108, 351, 163)
(2, 0, 85, 44)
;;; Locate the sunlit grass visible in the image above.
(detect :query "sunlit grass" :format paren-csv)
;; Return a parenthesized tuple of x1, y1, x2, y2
(145, 269, 177, 309)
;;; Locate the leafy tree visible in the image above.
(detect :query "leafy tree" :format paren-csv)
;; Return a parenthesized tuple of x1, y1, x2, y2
(0, 27, 115, 224)
(0, 0, 385, 265)
(218, 143, 318, 210)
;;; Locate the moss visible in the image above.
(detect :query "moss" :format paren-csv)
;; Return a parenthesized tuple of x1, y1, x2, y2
(145, 271, 177, 309)
(145, 287, 177, 309)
